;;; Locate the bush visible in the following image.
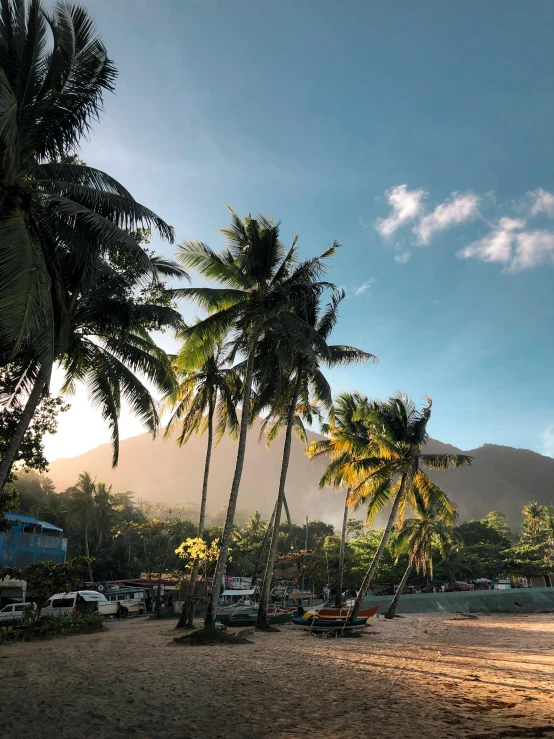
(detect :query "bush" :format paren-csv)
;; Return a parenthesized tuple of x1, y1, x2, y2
(1, 611, 105, 643)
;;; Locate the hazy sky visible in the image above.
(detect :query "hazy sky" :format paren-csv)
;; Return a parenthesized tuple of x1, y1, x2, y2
(45, 0, 554, 462)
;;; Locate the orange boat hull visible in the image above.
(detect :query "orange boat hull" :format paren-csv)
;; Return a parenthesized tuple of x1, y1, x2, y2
(315, 605, 380, 620)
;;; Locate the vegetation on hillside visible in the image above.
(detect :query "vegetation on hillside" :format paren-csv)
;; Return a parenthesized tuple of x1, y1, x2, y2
(8, 470, 554, 597)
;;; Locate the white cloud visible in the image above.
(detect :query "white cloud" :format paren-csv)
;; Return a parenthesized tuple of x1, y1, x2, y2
(458, 216, 554, 273)
(457, 217, 524, 265)
(374, 185, 554, 273)
(414, 192, 480, 245)
(510, 230, 554, 272)
(530, 188, 554, 217)
(376, 184, 426, 238)
(354, 279, 375, 296)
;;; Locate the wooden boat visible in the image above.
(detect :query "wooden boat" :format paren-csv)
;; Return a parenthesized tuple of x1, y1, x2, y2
(291, 614, 370, 634)
(313, 605, 380, 620)
(216, 589, 294, 626)
(291, 604, 380, 633)
(216, 608, 292, 627)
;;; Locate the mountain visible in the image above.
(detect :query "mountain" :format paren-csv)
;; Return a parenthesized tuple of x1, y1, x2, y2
(47, 421, 554, 528)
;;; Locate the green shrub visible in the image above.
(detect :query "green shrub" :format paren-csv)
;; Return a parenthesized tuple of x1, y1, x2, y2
(0, 611, 105, 643)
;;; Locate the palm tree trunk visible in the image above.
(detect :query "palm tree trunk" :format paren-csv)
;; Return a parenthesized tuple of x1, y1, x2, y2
(84, 520, 93, 582)
(204, 347, 256, 627)
(385, 561, 413, 619)
(0, 366, 50, 495)
(349, 473, 408, 620)
(177, 398, 215, 629)
(282, 494, 297, 549)
(251, 500, 277, 588)
(335, 487, 350, 608)
(256, 371, 302, 630)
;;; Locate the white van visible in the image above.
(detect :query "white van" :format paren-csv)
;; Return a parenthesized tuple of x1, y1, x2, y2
(42, 590, 115, 617)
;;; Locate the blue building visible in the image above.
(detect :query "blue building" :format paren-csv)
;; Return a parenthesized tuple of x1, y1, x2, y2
(0, 513, 68, 567)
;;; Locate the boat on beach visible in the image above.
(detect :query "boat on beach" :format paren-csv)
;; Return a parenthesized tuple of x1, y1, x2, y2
(290, 614, 370, 630)
(291, 603, 380, 632)
(215, 589, 294, 626)
(313, 605, 381, 620)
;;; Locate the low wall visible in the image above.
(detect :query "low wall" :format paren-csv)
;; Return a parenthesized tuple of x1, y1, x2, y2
(362, 588, 554, 615)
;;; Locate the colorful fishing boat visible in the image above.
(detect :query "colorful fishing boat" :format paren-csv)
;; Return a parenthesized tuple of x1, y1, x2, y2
(291, 604, 380, 632)
(313, 605, 381, 620)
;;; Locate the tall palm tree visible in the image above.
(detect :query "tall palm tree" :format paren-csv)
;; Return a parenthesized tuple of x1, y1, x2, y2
(164, 340, 240, 627)
(384, 498, 457, 619)
(308, 392, 372, 607)
(254, 291, 373, 629)
(177, 209, 337, 627)
(66, 471, 97, 581)
(0, 0, 174, 366)
(344, 394, 472, 620)
(0, 0, 177, 492)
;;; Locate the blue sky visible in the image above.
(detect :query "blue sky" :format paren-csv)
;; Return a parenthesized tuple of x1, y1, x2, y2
(46, 0, 554, 460)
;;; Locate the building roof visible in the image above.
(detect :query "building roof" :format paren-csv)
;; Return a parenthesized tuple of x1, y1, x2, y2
(5, 512, 63, 533)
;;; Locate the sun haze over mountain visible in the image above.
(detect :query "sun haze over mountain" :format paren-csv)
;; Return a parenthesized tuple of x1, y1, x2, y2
(47, 418, 554, 528)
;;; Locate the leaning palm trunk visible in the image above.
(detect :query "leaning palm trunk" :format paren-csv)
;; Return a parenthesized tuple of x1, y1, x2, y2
(0, 367, 50, 495)
(256, 373, 302, 630)
(282, 494, 297, 549)
(251, 500, 277, 588)
(350, 473, 408, 620)
(335, 487, 350, 607)
(204, 349, 256, 627)
(385, 560, 414, 620)
(177, 400, 214, 629)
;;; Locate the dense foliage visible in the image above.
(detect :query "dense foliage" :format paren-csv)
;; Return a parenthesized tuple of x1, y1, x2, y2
(8, 471, 554, 595)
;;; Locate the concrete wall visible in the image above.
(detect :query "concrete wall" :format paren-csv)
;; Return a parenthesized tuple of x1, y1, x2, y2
(363, 587, 554, 615)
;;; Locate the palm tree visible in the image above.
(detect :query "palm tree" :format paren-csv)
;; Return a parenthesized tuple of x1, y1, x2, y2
(254, 291, 373, 629)
(0, 0, 174, 365)
(0, 246, 185, 498)
(0, 0, 177, 491)
(66, 472, 97, 581)
(522, 503, 545, 546)
(250, 503, 277, 589)
(245, 511, 269, 540)
(164, 340, 240, 627)
(344, 394, 472, 620)
(94, 483, 116, 552)
(384, 498, 457, 619)
(308, 392, 372, 607)
(177, 209, 337, 627)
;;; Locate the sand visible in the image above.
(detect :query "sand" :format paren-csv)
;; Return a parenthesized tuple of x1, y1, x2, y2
(1, 613, 553, 738)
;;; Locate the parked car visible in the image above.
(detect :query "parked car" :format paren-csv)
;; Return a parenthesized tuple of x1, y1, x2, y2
(42, 591, 132, 618)
(0, 602, 26, 623)
(0, 602, 36, 624)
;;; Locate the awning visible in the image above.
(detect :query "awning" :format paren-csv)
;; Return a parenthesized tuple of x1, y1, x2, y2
(79, 592, 107, 602)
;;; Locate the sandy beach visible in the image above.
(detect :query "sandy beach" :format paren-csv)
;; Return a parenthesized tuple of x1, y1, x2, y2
(1, 613, 553, 739)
